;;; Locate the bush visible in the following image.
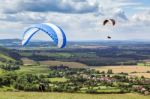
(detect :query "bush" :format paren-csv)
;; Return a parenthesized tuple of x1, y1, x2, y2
(107, 69, 113, 74)
(24, 84, 39, 91)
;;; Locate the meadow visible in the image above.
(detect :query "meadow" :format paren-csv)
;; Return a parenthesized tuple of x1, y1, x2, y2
(0, 92, 150, 99)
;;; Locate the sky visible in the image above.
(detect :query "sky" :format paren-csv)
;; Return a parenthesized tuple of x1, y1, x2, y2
(0, 0, 150, 41)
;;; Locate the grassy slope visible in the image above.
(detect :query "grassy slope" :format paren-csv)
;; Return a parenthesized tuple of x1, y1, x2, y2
(17, 65, 50, 74)
(0, 46, 20, 66)
(0, 53, 15, 66)
(0, 53, 14, 61)
(0, 92, 149, 99)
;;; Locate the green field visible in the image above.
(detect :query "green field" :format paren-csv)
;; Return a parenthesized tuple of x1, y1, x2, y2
(39, 60, 87, 68)
(17, 65, 50, 74)
(49, 77, 68, 82)
(0, 92, 149, 99)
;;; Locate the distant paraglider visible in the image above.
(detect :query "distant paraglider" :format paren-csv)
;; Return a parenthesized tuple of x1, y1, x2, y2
(22, 23, 67, 48)
(103, 19, 116, 39)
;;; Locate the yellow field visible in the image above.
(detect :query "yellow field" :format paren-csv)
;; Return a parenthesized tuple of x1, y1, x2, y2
(93, 66, 150, 73)
(93, 66, 150, 78)
(0, 92, 149, 99)
(40, 60, 87, 68)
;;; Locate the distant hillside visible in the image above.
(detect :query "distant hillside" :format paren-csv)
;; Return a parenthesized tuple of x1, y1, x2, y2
(0, 46, 21, 65)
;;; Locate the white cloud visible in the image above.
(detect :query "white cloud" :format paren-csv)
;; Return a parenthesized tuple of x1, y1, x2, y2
(132, 10, 150, 23)
(1, 0, 99, 14)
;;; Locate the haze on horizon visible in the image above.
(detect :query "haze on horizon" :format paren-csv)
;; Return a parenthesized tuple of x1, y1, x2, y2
(0, 0, 150, 41)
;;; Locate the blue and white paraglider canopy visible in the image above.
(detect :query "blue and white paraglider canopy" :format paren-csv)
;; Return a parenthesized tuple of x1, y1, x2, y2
(22, 23, 67, 48)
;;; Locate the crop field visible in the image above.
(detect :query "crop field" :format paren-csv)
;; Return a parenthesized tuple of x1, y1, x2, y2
(93, 66, 150, 78)
(93, 66, 150, 73)
(39, 60, 87, 68)
(21, 57, 87, 68)
(0, 92, 149, 99)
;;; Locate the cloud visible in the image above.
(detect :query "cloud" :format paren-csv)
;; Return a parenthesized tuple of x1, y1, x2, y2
(133, 6, 150, 10)
(132, 10, 150, 23)
(2, 0, 99, 14)
(0, 12, 46, 23)
(113, 9, 128, 21)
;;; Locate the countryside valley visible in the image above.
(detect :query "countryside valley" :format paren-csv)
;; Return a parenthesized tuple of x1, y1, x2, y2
(0, 39, 150, 99)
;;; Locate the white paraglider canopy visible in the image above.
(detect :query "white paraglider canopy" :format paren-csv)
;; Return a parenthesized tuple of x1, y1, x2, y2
(22, 23, 67, 48)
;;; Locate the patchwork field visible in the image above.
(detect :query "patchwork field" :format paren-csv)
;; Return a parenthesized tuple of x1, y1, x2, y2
(21, 58, 150, 78)
(0, 92, 149, 99)
(39, 60, 87, 68)
(93, 66, 150, 73)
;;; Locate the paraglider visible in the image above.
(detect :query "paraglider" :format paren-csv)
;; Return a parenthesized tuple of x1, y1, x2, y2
(103, 19, 116, 39)
(22, 23, 67, 48)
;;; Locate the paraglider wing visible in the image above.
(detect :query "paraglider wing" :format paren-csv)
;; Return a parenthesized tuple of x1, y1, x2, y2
(103, 19, 109, 26)
(103, 19, 116, 26)
(109, 19, 115, 26)
(22, 23, 66, 48)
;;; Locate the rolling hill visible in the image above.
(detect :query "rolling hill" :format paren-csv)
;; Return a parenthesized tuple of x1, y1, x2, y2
(0, 46, 21, 65)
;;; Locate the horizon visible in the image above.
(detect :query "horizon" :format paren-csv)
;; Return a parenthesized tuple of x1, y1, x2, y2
(1, 38, 150, 43)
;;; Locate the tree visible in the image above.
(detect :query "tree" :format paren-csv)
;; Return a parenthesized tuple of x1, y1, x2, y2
(107, 69, 113, 74)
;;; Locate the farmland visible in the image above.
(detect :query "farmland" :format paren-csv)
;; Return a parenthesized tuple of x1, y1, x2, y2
(0, 92, 149, 99)
(13, 40, 150, 66)
(0, 40, 150, 97)
(93, 66, 150, 78)
(93, 66, 150, 73)
(39, 60, 87, 68)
